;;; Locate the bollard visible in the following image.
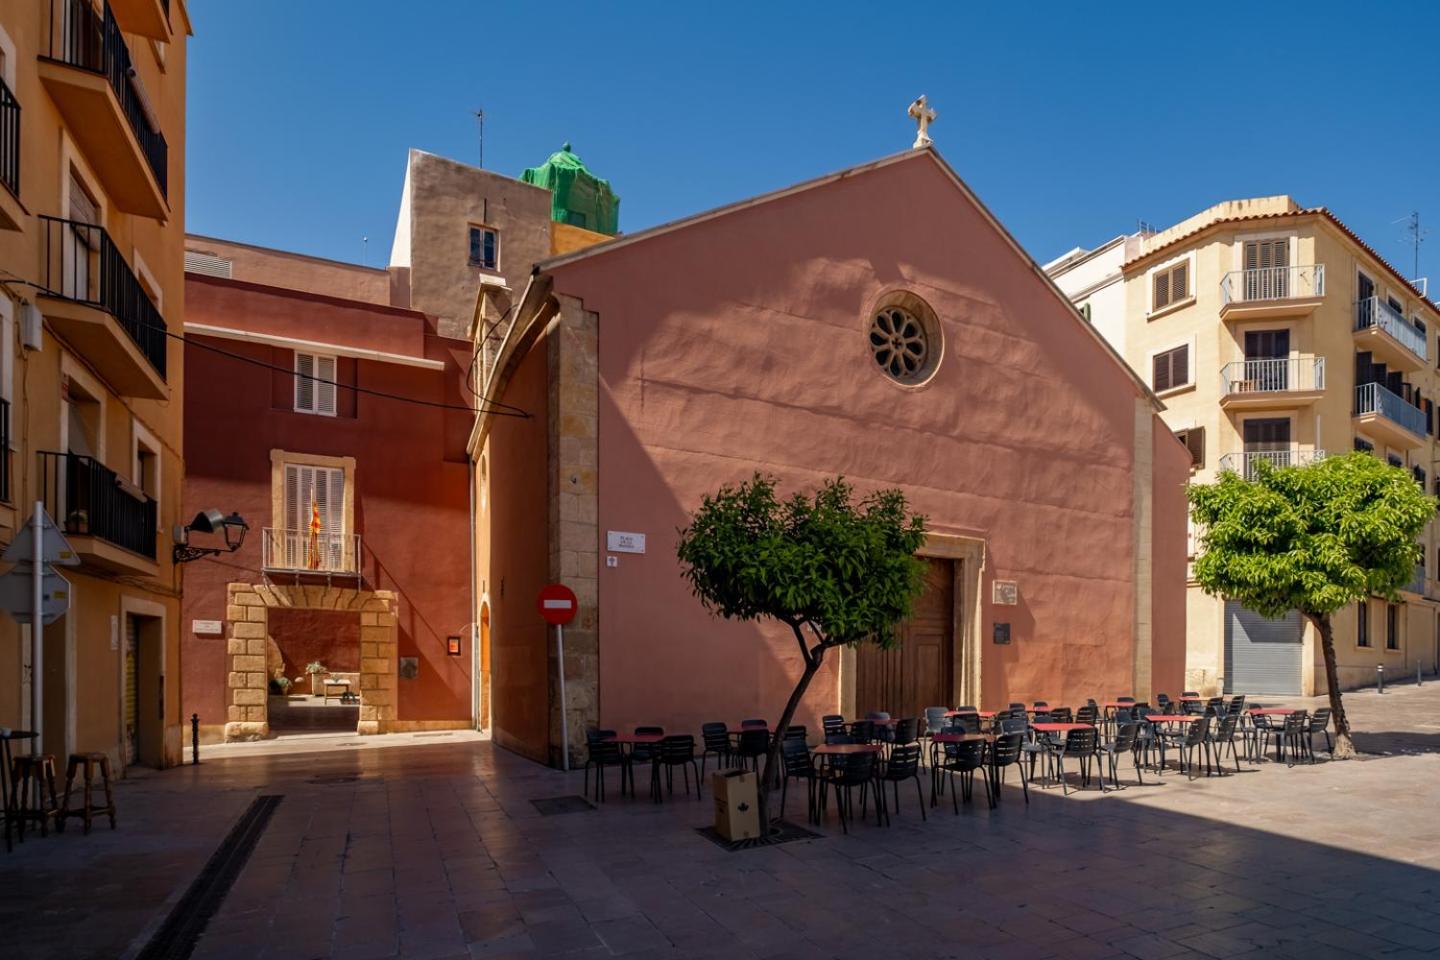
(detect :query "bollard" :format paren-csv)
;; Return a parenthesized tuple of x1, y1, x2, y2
(1376, 664, 1385, 695)
(191, 712, 200, 765)
(1420, 663, 1425, 688)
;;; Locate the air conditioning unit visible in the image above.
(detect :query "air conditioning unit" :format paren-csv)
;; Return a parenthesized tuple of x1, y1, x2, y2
(20, 301, 42, 351)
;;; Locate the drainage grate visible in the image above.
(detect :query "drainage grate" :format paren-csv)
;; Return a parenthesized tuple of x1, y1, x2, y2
(696, 819, 821, 852)
(531, 795, 595, 816)
(135, 794, 282, 960)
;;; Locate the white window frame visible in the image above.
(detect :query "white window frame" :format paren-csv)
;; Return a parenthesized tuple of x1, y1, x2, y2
(293, 351, 338, 416)
(1146, 251, 1196, 317)
(468, 224, 500, 271)
(1146, 335, 1196, 396)
(131, 417, 162, 518)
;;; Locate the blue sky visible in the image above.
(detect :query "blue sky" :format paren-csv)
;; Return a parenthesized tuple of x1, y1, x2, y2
(188, 1, 1440, 283)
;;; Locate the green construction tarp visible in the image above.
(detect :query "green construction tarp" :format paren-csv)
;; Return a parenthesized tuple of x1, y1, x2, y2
(521, 143, 620, 235)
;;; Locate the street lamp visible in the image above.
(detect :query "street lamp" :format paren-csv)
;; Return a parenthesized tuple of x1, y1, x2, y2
(173, 509, 249, 563)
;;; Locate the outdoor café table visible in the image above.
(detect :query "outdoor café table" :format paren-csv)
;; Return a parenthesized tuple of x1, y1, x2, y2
(602, 733, 666, 798)
(0, 729, 38, 852)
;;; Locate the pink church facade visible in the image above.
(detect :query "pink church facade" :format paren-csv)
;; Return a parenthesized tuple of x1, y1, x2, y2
(473, 148, 1189, 766)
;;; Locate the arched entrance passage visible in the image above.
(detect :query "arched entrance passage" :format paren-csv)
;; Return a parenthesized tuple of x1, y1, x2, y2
(223, 582, 399, 741)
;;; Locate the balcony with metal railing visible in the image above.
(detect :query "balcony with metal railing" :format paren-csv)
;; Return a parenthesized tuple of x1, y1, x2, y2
(38, 0, 168, 219)
(1219, 265, 1325, 319)
(0, 75, 21, 231)
(1354, 381, 1427, 448)
(261, 528, 363, 580)
(39, 450, 158, 574)
(1217, 449, 1325, 480)
(1218, 356, 1325, 409)
(37, 215, 168, 398)
(1354, 296, 1428, 370)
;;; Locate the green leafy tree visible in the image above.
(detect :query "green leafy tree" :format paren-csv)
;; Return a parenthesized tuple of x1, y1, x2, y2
(676, 474, 927, 830)
(1188, 452, 1435, 759)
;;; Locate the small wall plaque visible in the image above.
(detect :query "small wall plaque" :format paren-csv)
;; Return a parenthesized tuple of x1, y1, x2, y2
(992, 580, 1018, 605)
(446, 635, 462, 656)
(399, 656, 419, 680)
(193, 619, 223, 636)
(993, 622, 1012, 645)
(606, 530, 646, 554)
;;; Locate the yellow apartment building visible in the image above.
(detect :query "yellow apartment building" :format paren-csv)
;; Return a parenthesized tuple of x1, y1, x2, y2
(0, 0, 192, 768)
(1056, 197, 1440, 697)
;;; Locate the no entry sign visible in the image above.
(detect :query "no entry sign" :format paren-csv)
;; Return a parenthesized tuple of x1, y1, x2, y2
(537, 583, 578, 626)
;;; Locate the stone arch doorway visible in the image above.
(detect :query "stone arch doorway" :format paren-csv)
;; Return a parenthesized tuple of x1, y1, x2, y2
(223, 582, 399, 741)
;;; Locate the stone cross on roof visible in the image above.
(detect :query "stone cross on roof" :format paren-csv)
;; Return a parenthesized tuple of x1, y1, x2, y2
(907, 95, 936, 149)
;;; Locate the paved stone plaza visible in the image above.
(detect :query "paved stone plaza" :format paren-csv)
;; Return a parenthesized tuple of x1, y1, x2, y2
(3, 684, 1439, 960)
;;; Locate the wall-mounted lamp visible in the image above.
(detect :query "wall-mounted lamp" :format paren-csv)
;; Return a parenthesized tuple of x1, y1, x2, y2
(173, 509, 249, 564)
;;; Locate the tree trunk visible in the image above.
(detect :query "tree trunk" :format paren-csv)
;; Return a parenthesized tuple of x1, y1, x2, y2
(1308, 612, 1356, 759)
(756, 644, 824, 833)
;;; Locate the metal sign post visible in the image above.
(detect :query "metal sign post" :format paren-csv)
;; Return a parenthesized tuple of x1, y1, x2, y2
(537, 583, 580, 772)
(555, 623, 568, 772)
(0, 504, 78, 757)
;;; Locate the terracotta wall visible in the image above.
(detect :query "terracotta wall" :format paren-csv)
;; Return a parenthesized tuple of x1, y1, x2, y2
(544, 153, 1182, 736)
(269, 608, 361, 685)
(185, 236, 394, 306)
(482, 335, 552, 761)
(180, 278, 472, 730)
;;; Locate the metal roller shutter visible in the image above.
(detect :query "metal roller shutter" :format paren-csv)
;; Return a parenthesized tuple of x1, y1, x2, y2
(1224, 602, 1303, 694)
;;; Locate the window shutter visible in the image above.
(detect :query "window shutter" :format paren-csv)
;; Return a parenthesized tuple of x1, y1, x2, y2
(1153, 352, 1171, 392)
(316, 355, 337, 415)
(1174, 343, 1189, 385)
(1153, 271, 1170, 310)
(1273, 240, 1289, 268)
(295, 353, 315, 412)
(1171, 262, 1188, 300)
(326, 467, 345, 535)
(1244, 242, 1259, 272)
(1184, 426, 1204, 468)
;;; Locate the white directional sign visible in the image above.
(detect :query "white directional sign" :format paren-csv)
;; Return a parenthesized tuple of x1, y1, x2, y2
(0, 568, 71, 625)
(3, 515, 80, 566)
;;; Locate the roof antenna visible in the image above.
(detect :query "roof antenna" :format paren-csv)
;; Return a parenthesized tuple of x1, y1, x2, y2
(361, 235, 368, 266)
(474, 107, 485, 168)
(1393, 211, 1428, 292)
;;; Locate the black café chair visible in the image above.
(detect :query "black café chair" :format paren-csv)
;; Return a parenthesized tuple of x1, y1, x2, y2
(1177, 717, 1212, 780)
(1096, 721, 1143, 789)
(1281, 710, 1311, 766)
(735, 727, 770, 773)
(649, 735, 702, 801)
(848, 719, 876, 744)
(941, 738, 992, 811)
(1306, 708, 1333, 759)
(876, 742, 926, 823)
(700, 722, 731, 777)
(822, 715, 848, 743)
(989, 731, 1029, 804)
(781, 737, 820, 823)
(583, 728, 626, 802)
(1207, 713, 1244, 773)
(1053, 726, 1099, 795)
(821, 750, 880, 834)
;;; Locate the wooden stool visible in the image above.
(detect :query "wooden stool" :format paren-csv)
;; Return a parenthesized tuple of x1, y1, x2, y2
(11, 754, 60, 840)
(60, 753, 116, 834)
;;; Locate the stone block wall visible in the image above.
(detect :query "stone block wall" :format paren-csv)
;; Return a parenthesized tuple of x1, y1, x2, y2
(547, 294, 600, 767)
(222, 582, 399, 741)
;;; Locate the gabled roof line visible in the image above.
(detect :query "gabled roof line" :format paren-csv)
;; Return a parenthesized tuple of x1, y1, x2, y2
(535, 146, 1163, 411)
(535, 148, 927, 272)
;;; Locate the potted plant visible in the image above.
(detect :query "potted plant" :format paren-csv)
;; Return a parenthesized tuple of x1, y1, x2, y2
(305, 661, 328, 696)
(267, 676, 292, 696)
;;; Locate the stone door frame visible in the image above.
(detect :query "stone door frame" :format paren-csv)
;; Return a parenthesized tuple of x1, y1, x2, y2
(223, 582, 399, 741)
